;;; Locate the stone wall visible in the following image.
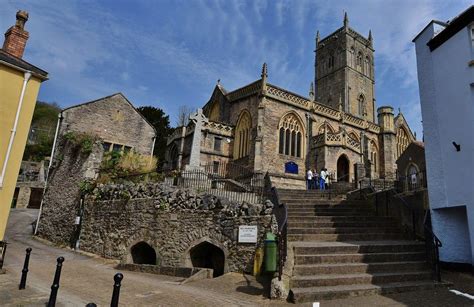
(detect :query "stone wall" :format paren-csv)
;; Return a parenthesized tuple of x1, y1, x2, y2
(71, 183, 275, 273)
(37, 139, 103, 246)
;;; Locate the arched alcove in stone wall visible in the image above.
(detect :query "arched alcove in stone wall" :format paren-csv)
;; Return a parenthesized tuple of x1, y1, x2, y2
(183, 237, 229, 277)
(130, 241, 157, 265)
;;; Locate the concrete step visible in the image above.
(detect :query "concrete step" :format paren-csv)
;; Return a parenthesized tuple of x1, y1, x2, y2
(287, 216, 393, 222)
(295, 252, 426, 265)
(291, 271, 432, 288)
(280, 197, 348, 203)
(285, 201, 371, 207)
(288, 210, 375, 217)
(289, 280, 446, 303)
(287, 205, 375, 212)
(287, 208, 375, 215)
(288, 233, 408, 242)
(278, 193, 348, 198)
(291, 241, 425, 255)
(293, 261, 429, 275)
(287, 221, 398, 228)
(288, 227, 401, 235)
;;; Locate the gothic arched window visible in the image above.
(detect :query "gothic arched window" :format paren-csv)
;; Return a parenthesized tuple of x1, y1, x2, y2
(350, 47, 355, 67)
(208, 102, 219, 121)
(396, 127, 410, 159)
(317, 122, 335, 135)
(358, 95, 365, 116)
(357, 52, 363, 70)
(365, 56, 371, 77)
(369, 140, 378, 173)
(234, 111, 251, 159)
(329, 55, 335, 69)
(278, 113, 304, 158)
(169, 143, 179, 170)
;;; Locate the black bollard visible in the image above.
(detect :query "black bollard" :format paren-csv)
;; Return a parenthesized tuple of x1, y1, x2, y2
(47, 256, 65, 307)
(85, 304, 97, 307)
(110, 273, 123, 307)
(19, 247, 32, 290)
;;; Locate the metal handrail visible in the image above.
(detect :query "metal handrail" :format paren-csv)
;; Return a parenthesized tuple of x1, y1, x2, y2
(336, 173, 350, 182)
(395, 170, 427, 193)
(391, 191, 420, 240)
(388, 190, 442, 282)
(264, 173, 287, 281)
(423, 210, 442, 282)
(355, 181, 442, 282)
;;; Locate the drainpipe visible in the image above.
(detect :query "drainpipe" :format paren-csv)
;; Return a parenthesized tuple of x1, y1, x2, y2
(47, 112, 62, 169)
(150, 136, 156, 166)
(34, 112, 62, 235)
(0, 71, 31, 187)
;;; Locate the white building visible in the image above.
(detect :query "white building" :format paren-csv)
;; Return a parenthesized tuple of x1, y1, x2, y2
(413, 6, 474, 269)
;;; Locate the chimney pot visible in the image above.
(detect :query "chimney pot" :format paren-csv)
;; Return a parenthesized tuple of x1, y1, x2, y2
(15, 10, 29, 30)
(3, 10, 30, 58)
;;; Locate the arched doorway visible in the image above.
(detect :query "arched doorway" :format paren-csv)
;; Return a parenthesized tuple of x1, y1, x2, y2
(131, 242, 157, 265)
(337, 155, 350, 182)
(189, 241, 225, 277)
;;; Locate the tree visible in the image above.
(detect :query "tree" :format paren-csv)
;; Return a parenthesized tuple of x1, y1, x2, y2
(137, 106, 171, 168)
(176, 105, 194, 127)
(23, 101, 61, 161)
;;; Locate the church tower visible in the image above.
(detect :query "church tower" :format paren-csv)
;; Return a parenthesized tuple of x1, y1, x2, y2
(315, 13, 376, 122)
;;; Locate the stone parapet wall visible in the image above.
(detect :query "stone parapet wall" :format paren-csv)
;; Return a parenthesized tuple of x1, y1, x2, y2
(79, 185, 275, 273)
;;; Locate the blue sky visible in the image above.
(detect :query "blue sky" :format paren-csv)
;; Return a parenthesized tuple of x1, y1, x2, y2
(1, 0, 471, 136)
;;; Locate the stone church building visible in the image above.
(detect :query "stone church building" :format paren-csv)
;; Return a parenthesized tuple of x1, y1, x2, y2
(165, 15, 415, 188)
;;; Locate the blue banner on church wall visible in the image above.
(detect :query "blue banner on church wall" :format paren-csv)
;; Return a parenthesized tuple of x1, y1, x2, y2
(285, 161, 298, 174)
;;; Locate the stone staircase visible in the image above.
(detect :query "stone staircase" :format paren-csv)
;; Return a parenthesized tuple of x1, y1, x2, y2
(278, 189, 444, 303)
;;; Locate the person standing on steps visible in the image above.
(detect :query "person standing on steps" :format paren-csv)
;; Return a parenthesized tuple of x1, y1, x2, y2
(312, 169, 319, 190)
(306, 169, 313, 190)
(320, 168, 326, 190)
(325, 168, 330, 190)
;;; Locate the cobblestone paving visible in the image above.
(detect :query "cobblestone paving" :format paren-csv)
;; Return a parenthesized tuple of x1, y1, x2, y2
(1, 209, 473, 306)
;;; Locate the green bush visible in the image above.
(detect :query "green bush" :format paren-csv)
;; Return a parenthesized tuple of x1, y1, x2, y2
(63, 131, 99, 155)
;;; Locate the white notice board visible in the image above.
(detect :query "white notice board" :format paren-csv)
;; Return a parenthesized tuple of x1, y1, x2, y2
(238, 225, 258, 243)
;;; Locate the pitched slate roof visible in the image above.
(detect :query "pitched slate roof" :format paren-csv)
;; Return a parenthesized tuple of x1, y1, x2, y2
(62, 92, 157, 134)
(0, 49, 48, 79)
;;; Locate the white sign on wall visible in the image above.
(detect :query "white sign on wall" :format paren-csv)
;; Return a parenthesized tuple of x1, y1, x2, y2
(238, 225, 258, 243)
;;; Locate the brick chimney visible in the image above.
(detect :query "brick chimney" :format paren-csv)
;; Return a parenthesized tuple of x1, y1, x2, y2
(3, 10, 29, 58)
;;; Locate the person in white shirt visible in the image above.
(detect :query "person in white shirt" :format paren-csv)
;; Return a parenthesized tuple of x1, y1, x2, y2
(320, 168, 326, 190)
(306, 169, 313, 190)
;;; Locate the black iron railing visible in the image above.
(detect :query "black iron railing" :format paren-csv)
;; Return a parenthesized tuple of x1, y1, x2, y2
(372, 188, 442, 282)
(423, 210, 442, 282)
(389, 191, 419, 240)
(0, 241, 7, 270)
(359, 177, 394, 192)
(264, 173, 287, 281)
(395, 171, 427, 193)
(175, 162, 265, 203)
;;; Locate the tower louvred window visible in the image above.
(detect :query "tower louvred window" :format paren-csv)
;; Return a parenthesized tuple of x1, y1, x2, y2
(278, 113, 304, 158)
(358, 95, 365, 116)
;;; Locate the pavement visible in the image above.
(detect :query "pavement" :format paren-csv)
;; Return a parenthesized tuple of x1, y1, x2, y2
(1, 208, 473, 306)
